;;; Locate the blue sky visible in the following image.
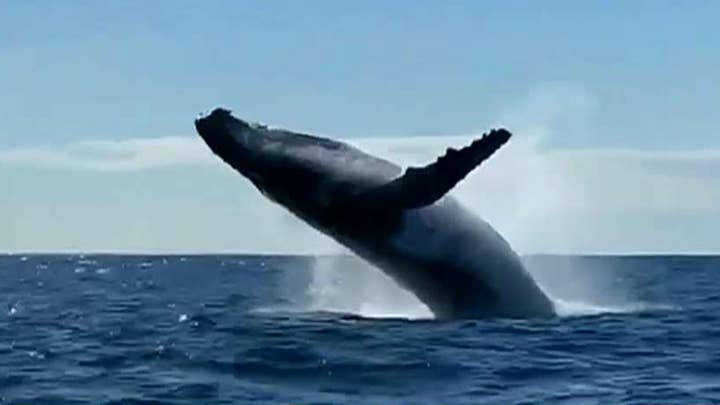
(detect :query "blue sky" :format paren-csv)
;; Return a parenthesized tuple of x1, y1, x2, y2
(2, 1, 719, 253)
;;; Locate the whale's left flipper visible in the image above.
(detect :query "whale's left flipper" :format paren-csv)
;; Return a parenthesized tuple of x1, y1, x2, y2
(353, 129, 511, 210)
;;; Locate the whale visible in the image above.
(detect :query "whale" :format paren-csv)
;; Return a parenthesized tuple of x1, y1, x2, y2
(194, 108, 555, 319)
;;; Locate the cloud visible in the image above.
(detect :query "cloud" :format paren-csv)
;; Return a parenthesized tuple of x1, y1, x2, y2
(0, 136, 214, 171)
(2, 84, 718, 254)
(2, 130, 719, 254)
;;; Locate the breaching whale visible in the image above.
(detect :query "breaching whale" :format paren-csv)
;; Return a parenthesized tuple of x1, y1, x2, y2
(195, 108, 555, 319)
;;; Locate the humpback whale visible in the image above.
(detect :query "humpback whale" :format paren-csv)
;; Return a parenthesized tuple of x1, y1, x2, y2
(195, 109, 555, 319)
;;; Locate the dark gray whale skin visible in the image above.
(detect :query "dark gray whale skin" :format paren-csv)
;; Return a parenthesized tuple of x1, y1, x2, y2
(195, 108, 555, 319)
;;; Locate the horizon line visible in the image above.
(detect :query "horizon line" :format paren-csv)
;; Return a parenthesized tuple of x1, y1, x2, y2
(4, 250, 720, 257)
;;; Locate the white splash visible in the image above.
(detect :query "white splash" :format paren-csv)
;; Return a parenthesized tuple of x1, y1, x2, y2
(552, 298, 673, 317)
(307, 255, 433, 319)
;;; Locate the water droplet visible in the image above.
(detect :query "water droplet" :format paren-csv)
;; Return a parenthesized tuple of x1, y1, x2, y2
(178, 314, 188, 322)
(27, 350, 45, 360)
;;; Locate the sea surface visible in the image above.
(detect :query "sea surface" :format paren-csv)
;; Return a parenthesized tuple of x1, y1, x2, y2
(0, 254, 718, 404)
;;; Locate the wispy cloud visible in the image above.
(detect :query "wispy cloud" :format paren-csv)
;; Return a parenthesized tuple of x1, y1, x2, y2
(0, 136, 214, 171)
(3, 131, 719, 253)
(4, 131, 719, 176)
(3, 127, 719, 220)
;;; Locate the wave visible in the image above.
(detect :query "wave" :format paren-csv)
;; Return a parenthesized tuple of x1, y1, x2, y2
(552, 298, 672, 317)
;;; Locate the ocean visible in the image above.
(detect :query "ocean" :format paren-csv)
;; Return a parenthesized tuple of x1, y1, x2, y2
(0, 254, 718, 404)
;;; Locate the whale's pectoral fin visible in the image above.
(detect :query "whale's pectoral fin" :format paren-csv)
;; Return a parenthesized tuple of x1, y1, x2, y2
(353, 129, 512, 210)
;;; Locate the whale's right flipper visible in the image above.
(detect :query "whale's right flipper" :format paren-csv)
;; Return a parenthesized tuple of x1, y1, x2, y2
(351, 129, 511, 211)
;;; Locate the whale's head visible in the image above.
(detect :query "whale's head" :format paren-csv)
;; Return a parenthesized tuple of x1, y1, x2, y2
(194, 108, 268, 182)
(194, 108, 370, 212)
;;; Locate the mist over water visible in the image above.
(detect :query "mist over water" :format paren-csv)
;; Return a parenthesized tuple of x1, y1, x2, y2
(296, 135, 639, 319)
(304, 253, 648, 320)
(307, 255, 432, 319)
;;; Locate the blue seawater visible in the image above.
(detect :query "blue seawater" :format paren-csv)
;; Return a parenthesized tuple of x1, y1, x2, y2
(0, 254, 718, 404)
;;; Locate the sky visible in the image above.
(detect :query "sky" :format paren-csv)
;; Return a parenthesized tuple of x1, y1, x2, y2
(1, 1, 719, 254)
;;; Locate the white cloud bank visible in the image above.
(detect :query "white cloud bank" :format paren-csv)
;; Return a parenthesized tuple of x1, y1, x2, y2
(0, 136, 215, 171)
(2, 131, 719, 254)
